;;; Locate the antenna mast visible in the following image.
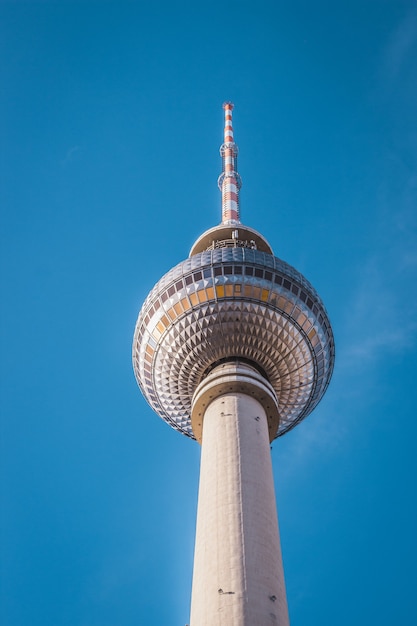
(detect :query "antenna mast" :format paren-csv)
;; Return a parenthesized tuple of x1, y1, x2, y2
(218, 102, 242, 224)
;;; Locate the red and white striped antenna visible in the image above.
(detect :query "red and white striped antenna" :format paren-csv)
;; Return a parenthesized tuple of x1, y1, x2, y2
(218, 102, 242, 224)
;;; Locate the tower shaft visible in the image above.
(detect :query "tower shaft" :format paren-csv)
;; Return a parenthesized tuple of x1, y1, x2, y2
(190, 363, 289, 626)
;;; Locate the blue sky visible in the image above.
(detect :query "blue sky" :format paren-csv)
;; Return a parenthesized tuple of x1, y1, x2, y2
(1, 1, 416, 624)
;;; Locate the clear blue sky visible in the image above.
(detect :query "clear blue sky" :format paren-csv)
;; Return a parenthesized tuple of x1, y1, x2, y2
(1, 1, 416, 625)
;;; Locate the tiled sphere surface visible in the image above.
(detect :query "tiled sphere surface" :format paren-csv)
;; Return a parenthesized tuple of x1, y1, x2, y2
(132, 247, 335, 439)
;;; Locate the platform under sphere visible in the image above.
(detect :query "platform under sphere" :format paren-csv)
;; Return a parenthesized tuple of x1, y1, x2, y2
(132, 245, 334, 440)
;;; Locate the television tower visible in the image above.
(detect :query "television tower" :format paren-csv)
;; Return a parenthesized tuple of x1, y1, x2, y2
(133, 103, 335, 625)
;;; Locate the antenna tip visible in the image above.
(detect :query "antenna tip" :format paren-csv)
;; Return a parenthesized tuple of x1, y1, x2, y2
(222, 101, 234, 111)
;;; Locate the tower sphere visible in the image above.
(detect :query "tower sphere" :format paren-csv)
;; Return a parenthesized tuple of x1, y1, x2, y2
(132, 106, 335, 441)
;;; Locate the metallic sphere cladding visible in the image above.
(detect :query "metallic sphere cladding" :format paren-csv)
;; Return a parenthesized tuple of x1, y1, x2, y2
(132, 245, 335, 440)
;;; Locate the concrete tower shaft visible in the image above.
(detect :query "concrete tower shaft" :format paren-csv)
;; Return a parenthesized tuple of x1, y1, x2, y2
(189, 362, 289, 625)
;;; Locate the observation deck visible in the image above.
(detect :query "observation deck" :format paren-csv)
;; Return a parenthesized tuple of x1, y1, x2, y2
(132, 244, 335, 441)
